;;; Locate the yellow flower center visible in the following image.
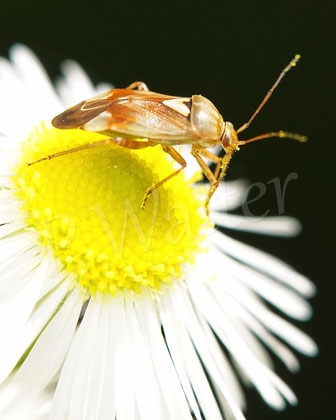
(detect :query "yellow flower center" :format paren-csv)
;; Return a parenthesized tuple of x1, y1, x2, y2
(12, 124, 208, 297)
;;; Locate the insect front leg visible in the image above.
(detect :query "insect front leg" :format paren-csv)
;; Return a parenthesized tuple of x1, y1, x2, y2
(194, 149, 222, 180)
(126, 81, 149, 91)
(141, 145, 186, 208)
(191, 146, 234, 215)
(205, 150, 235, 213)
(191, 147, 219, 215)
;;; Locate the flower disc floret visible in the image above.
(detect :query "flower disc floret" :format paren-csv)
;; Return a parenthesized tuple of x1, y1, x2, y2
(12, 124, 208, 296)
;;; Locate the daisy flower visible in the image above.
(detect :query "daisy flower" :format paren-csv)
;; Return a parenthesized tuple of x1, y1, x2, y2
(0, 44, 317, 420)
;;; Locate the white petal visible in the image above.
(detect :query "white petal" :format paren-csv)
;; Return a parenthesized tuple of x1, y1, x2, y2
(0, 267, 69, 373)
(86, 300, 117, 420)
(211, 212, 302, 237)
(37, 260, 67, 299)
(114, 298, 138, 420)
(66, 299, 105, 420)
(209, 230, 316, 297)
(0, 285, 83, 414)
(0, 209, 23, 225)
(187, 277, 295, 409)
(56, 60, 96, 106)
(0, 222, 25, 238)
(196, 307, 247, 410)
(206, 274, 300, 372)
(0, 56, 30, 139)
(0, 232, 37, 266)
(210, 180, 248, 212)
(54, 78, 72, 108)
(170, 289, 246, 419)
(49, 297, 96, 419)
(0, 244, 38, 279)
(160, 295, 227, 420)
(208, 247, 312, 320)
(190, 261, 275, 370)
(0, 251, 40, 303)
(135, 297, 193, 420)
(195, 248, 317, 357)
(248, 300, 318, 356)
(123, 300, 167, 419)
(0, 259, 47, 384)
(0, 388, 51, 420)
(157, 296, 203, 420)
(9, 44, 63, 125)
(266, 369, 297, 407)
(95, 82, 114, 94)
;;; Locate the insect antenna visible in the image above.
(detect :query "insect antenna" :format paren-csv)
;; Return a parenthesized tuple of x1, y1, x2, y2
(236, 54, 301, 134)
(238, 130, 307, 146)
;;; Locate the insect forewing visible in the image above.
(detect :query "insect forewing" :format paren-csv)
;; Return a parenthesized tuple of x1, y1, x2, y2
(53, 90, 198, 143)
(52, 91, 115, 129)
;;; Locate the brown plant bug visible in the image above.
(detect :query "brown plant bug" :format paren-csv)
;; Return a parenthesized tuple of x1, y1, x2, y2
(29, 55, 306, 214)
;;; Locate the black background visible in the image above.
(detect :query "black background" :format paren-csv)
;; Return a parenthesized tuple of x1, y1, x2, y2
(0, 1, 334, 419)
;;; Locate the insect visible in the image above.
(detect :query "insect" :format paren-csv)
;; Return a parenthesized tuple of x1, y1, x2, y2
(29, 55, 306, 213)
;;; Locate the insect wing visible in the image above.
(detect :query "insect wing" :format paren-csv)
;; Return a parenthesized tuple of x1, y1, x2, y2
(91, 91, 195, 142)
(52, 90, 116, 129)
(53, 89, 196, 142)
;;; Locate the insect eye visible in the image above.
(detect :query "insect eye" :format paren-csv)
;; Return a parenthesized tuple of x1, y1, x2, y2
(222, 122, 237, 149)
(222, 129, 232, 148)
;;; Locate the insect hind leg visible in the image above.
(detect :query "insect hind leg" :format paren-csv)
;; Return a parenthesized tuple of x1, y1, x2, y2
(27, 137, 151, 166)
(141, 145, 186, 208)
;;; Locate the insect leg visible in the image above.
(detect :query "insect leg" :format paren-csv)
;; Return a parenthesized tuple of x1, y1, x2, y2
(191, 148, 218, 185)
(27, 137, 151, 166)
(206, 151, 235, 213)
(141, 145, 186, 208)
(194, 149, 222, 179)
(125, 81, 149, 91)
(191, 148, 220, 215)
(191, 146, 234, 215)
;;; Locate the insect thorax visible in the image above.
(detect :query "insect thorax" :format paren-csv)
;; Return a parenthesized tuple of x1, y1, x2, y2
(190, 95, 224, 144)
